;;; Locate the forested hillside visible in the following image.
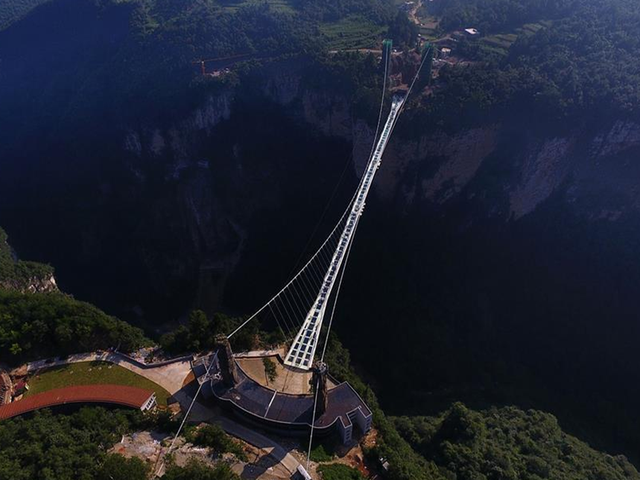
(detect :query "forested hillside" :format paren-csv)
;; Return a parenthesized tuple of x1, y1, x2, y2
(0, 227, 149, 364)
(394, 403, 640, 480)
(410, 0, 640, 130)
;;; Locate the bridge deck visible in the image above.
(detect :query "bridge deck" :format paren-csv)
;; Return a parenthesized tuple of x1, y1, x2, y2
(284, 96, 405, 370)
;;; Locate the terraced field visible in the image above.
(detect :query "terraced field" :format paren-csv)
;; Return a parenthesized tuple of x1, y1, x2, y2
(220, 0, 296, 14)
(481, 21, 551, 55)
(320, 15, 387, 50)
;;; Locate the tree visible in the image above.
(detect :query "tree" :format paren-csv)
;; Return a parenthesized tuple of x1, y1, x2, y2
(262, 357, 278, 384)
(187, 424, 247, 460)
(96, 454, 149, 480)
(164, 459, 240, 480)
(317, 464, 366, 480)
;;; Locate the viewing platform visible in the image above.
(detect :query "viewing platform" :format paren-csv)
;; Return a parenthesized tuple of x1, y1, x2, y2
(193, 352, 372, 445)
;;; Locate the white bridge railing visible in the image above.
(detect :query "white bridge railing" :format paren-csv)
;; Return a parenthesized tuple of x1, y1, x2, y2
(284, 96, 405, 369)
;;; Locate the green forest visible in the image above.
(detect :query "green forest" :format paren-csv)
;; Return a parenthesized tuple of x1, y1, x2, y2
(0, 227, 149, 364)
(322, 334, 640, 480)
(410, 0, 640, 130)
(0, 408, 241, 480)
(0, 289, 149, 364)
(393, 403, 640, 480)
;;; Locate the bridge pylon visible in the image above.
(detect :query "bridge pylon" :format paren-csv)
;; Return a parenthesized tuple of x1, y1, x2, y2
(215, 335, 239, 387)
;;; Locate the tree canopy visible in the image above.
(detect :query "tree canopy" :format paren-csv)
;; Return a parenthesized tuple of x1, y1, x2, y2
(394, 403, 640, 480)
(0, 408, 145, 480)
(0, 289, 149, 365)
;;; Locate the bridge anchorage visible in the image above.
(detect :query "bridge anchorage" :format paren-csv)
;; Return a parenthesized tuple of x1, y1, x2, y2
(182, 39, 432, 474)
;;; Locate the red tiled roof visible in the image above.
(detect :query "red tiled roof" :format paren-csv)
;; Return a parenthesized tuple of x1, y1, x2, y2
(0, 385, 154, 420)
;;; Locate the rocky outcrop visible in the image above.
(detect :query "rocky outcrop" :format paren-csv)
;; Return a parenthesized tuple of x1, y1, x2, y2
(0, 274, 58, 294)
(509, 136, 576, 219)
(0, 228, 59, 294)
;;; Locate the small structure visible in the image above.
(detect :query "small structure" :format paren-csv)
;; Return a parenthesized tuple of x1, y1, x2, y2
(401, 1, 414, 11)
(440, 47, 452, 58)
(464, 28, 480, 36)
(0, 385, 156, 420)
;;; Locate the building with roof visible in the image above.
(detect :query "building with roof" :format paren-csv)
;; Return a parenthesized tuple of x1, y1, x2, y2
(0, 384, 156, 420)
(193, 349, 372, 445)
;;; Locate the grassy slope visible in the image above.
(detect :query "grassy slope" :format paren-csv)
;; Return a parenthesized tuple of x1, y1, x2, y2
(25, 361, 171, 405)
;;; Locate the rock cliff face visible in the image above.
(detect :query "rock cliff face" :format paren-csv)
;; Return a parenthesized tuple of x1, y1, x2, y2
(354, 117, 640, 223)
(109, 64, 640, 319)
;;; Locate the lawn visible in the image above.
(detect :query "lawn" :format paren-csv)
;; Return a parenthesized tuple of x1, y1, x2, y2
(25, 361, 171, 406)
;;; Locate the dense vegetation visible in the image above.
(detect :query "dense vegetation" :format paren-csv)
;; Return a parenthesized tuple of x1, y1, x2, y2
(96, 455, 150, 480)
(184, 424, 247, 461)
(317, 464, 366, 480)
(412, 0, 640, 128)
(164, 460, 239, 480)
(160, 309, 283, 354)
(0, 289, 149, 364)
(0, 408, 145, 480)
(0, 407, 240, 480)
(0, 228, 54, 290)
(393, 403, 640, 480)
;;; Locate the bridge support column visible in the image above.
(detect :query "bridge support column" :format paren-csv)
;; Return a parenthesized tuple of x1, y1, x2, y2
(311, 362, 328, 417)
(215, 335, 239, 387)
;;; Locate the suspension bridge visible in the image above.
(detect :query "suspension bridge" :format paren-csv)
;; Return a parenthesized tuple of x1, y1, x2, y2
(167, 40, 432, 477)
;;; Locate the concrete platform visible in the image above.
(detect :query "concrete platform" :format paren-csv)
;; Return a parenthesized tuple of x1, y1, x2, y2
(235, 355, 337, 395)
